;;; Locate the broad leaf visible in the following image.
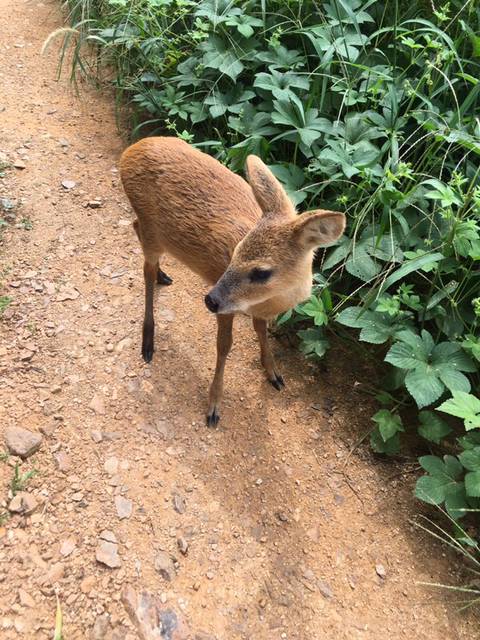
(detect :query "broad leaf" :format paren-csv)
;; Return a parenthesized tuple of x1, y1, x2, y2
(372, 409, 404, 441)
(438, 392, 480, 430)
(418, 411, 452, 444)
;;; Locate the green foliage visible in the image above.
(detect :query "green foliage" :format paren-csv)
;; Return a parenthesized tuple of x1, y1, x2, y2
(58, 0, 480, 529)
(10, 463, 38, 496)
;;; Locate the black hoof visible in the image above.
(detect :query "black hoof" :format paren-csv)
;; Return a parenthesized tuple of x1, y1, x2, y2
(269, 373, 285, 391)
(142, 345, 154, 363)
(157, 269, 173, 286)
(206, 408, 220, 427)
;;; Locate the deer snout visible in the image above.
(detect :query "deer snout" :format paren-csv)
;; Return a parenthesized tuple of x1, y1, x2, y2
(204, 293, 220, 313)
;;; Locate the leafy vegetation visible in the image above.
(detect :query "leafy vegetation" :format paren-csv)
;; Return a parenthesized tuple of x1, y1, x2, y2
(56, 0, 480, 529)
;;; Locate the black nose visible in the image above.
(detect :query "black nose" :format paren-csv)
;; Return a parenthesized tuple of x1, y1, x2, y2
(205, 293, 219, 313)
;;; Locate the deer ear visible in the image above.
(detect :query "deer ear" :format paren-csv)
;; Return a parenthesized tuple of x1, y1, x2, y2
(245, 155, 295, 220)
(293, 210, 346, 249)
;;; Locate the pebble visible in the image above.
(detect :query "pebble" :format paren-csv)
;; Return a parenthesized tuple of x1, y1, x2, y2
(177, 537, 188, 555)
(114, 495, 132, 520)
(92, 613, 111, 640)
(8, 492, 38, 515)
(80, 575, 96, 594)
(61, 179, 76, 189)
(18, 589, 35, 608)
(99, 530, 117, 543)
(96, 540, 121, 568)
(318, 580, 333, 599)
(154, 551, 176, 581)
(89, 394, 106, 415)
(104, 457, 119, 475)
(4, 426, 42, 458)
(376, 564, 387, 579)
(122, 587, 190, 640)
(59, 538, 76, 557)
(54, 451, 71, 472)
(172, 493, 186, 515)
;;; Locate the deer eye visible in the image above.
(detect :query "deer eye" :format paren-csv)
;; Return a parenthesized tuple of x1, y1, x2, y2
(249, 267, 273, 283)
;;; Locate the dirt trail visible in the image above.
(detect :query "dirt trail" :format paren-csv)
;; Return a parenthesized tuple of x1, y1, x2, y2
(0, 1, 477, 639)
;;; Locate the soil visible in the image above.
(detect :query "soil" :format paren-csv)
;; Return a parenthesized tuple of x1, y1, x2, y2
(0, 1, 478, 639)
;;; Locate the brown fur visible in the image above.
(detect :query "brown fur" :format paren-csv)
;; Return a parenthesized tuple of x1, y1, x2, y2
(119, 136, 345, 425)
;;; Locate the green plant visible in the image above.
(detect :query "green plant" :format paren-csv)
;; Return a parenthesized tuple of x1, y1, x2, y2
(10, 463, 38, 496)
(0, 296, 11, 315)
(56, 0, 480, 534)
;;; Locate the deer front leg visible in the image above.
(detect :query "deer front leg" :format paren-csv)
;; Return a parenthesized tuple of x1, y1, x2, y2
(252, 317, 285, 390)
(206, 314, 234, 427)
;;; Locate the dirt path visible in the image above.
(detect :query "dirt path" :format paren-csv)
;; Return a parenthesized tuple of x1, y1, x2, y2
(0, 1, 477, 639)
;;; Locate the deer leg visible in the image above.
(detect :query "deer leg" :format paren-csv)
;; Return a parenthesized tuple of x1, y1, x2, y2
(252, 317, 285, 390)
(134, 219, 172, 287)
(141, 256, 159, 363)
(206, 314, 234, 427)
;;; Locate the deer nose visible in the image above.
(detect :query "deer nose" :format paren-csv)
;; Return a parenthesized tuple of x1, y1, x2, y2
(204, 293, 219, 313)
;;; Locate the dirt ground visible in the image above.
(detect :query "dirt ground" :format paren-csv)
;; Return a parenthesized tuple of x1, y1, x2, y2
(0, 1, 478, 639)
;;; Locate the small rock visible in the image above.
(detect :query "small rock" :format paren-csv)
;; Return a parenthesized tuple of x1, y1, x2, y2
(87, 200, 102, 209)
(115, 337, 132, 353)
(172, 493, 186, 515)
(154, 551, 176, 581)
(4, 426, 42, 459)
(89, 394, 106, 415)
(91, 430, 103, 443)
(99, 530, 117, 543)
(18, 589, 35, 608)
(91, 613, 111, 640)
(56, 287, 80, 302)
(61, 179, 76, 189)
(104, 457, 118, 475)
(206, 571, 215, 580)
(115, 495, 133, 520)
(96, 541, 121, 568)
(54, 451, 71, 472)
(177, 537, 188, 555)
(60, 538, 76, 557)
(80, 575, 96, 594)
(58, 138, 69, 147)
(318, 580, 333, 599)
(376, 564, 387, 579)
(122, 587, 190, 640)
(8, 492, 38, 515)
(13, 161, 26, 170)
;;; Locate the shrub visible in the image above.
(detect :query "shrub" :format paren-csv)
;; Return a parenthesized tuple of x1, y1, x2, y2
(58, 0, 480, 526)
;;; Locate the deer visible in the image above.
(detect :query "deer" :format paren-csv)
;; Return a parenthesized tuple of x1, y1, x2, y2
(120, 137, 345, 426)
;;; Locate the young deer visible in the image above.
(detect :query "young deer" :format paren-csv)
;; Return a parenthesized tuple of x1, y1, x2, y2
(120, 137, 345, 426)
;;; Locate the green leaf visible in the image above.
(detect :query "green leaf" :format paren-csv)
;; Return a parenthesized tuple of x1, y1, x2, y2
(372, 409, 404, 441)
(444, 484, 469, 519)
(438, 392, 480, 430)
(336, 306, 371, 328)
(370, 428, 400, 455)
(405, 366, 445, 408)
(436, 368, 471, 394)
(418, 411, 452, 444)
(299, 295, 327, 326)
(458, 447, 480, 471)
(415, 475, 448, 504)
(378, 252, 444, 293)
(465, 471, 480, 497)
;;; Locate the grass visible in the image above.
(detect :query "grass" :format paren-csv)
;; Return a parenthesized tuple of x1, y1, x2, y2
(10, 463, 38, 496)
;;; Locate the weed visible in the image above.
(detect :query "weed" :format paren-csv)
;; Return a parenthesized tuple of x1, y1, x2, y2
(19, 217, 32, 230)
(10, 463, 38, 496)
(0, 296, 11, 315)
